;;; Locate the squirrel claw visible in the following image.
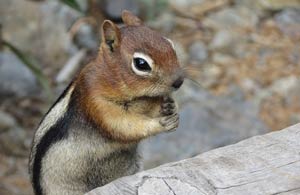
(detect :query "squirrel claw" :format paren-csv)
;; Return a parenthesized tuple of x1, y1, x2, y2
(159, 113, 179, 131)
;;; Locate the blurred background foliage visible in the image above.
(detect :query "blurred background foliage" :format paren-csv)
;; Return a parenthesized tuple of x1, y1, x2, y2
(0, 0, 300, 194)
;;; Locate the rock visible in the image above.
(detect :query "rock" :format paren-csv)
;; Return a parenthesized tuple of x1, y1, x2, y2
(275, 9, 300, 39)
(88, 123, 300, 195)
(169, 0, 205, 8)
(210, 30, 234, 49)
(288, 45, 300, 64)
(0, 126, 28, 157)
(290, 114, 300, 125)
(74, 24, 98, 50)
(210, 30, 235, 50)
(142, 81, 267, 168)
(0, 0, 78, 68)
(240, 78, 261, 95)
(269, 75, 298, 95)
(188, 41, 208, 64)
(0, 155, 33, 195)
(258, 0, 300, 10)
(258, 75, 300, 131)
(0, 52, 39, 97)
(76, 0, 88, 13)
(55, 49, 87, 84)
(212, 52, 234, 64)
(104, 0, 140, 21)
(203, 6, 258, 30)
(149, 11, 176, 33)
(284, 78, 300, 125)
(209, 29, 248, 56)
(0, 111, 16, 133)
(198, 64, 222, 88)
(233, 0, 262, 11)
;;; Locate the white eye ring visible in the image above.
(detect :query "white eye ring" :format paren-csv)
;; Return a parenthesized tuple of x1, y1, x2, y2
(131, 52, 154, 76)
(165, 38, 175, 49)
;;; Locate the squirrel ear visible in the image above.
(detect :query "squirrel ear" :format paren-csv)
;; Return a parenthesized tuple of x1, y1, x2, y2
(122, 10, 142, 26)
(101, 20, 120, 52)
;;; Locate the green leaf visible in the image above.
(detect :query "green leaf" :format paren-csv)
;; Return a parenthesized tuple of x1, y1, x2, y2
(2, 40, 53, 101)
(60, 0, 82, 13)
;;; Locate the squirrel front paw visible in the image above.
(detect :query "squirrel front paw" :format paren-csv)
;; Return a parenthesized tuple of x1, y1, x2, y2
(159, 96, 179, 131)
(160, 96, 177, 116)
(159, 113, 179, 131)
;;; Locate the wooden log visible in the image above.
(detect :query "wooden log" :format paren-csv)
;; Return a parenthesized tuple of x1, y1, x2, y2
(86, 123, 300, 195)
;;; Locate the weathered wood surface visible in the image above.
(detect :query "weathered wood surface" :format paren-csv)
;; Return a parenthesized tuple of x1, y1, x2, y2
(87, 123, 300, 195)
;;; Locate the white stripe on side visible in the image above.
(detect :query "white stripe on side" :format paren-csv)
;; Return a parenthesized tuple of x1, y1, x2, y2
(34, 86, 74, 147)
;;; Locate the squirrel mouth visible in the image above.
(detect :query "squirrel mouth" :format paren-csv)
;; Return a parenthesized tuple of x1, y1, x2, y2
(133, 95, 163, 101)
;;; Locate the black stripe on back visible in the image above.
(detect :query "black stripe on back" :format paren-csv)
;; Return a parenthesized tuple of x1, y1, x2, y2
(32, 86, 77, 195)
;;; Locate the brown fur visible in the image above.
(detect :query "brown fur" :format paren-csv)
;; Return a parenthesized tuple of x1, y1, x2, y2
(73, 11, 183, 142)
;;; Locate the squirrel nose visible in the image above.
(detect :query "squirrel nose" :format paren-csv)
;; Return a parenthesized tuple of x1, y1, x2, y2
(172, 77, 184, 90)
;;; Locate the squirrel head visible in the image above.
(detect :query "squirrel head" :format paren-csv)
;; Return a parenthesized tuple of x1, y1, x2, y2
(82, 10, 184, 102)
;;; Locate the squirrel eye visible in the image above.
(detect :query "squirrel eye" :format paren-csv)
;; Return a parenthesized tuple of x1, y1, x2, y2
(131, 52, 154, 76)
(133, 58, 151, 72)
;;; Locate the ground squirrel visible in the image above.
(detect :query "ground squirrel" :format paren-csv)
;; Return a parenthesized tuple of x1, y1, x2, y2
(29, 10, 184, 195)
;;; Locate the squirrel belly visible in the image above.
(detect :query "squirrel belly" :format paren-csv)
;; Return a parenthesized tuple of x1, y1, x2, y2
(29, 10, 183, 195)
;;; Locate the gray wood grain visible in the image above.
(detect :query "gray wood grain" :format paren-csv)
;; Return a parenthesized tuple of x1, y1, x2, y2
(86, 123, 300, 195)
